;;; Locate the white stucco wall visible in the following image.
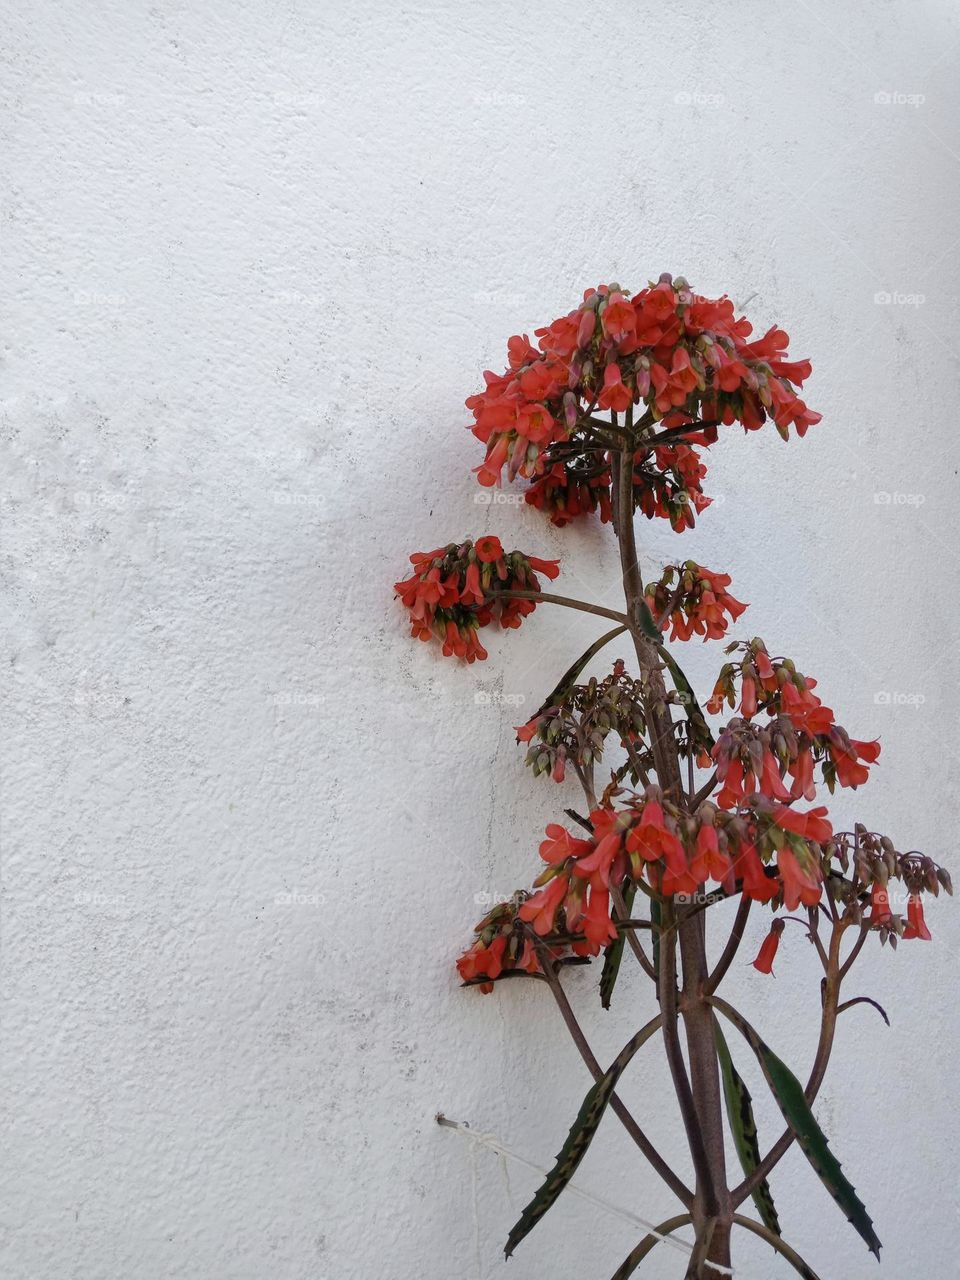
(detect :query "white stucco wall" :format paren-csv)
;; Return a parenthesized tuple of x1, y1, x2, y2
(2, 2, 959, 1277)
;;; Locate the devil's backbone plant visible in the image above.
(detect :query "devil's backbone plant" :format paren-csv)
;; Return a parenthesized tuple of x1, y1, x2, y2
(394, 276, 949, 1278)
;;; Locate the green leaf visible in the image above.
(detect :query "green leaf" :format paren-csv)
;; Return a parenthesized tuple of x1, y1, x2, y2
(660, 646, 716, 751)
(600, 880, 637, 1009)
(649, 896, 661, 979)
(713, 1018, 781, 1236)
(635, 596, 664, 643)
(716, 1003, 882, 1259)
(504, 1018, 660, 1258)
(531, 623, 628, 718)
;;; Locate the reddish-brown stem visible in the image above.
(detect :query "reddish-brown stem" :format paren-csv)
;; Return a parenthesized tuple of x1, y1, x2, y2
(611, 884, 657, 981)
(533, 939, 693, 1206)
(614, 430, 732, 1272)
(490, 588, 628, 626)
(704, 896, 752, 995)
(727, 918, 849, 1206)
(839, 921, 870, 979)
(689, 769, 718, 808)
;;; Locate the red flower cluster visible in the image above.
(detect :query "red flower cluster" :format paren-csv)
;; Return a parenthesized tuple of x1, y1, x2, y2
(515, 659, 648, 787)
(394, 537, 560, 662)
(466, 277, 820, 523)
(632, 437, 713, 532)
(645, 561, 748, 642)
(516, 793, 816, 937)
(456, 896, 545, 993)
(456, 798, 951, 990)
(524, 455, 614, 526)
(709, 640, 882, 802)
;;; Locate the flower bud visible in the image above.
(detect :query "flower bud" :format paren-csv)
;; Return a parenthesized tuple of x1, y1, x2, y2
(577, 310, 596, 349)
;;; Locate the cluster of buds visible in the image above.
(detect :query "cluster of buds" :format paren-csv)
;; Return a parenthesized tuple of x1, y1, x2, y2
(394, 535, 559, 662)
(466, 276, 820, 520)
(525, 433, 713, 531)
(827, 826, 952, 944)
(750, 824, 952, 976)
(632, 438, 713, 531)
(708, 638, 831, 725)
(524, 453, 613, 526)
(645, 561, 748, 642)
(515, 660, 648, 785)
(709, 640, 881, 802)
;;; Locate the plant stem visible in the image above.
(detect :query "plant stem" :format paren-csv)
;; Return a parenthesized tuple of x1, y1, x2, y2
(491, 588, 629, 625)
(721, 918, 848, 1207)
(611, 884, 657, 980)
(704, 896, 752, 995)
(731, 1214, 823, 1278)
(535, 945, 693, 1206)
(614, 435, 732, 1274)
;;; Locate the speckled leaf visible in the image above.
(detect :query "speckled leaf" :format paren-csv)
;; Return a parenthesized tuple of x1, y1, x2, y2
(636, 596, 664, 643)
(660, 647, 715, 750)
(504, 1021, 656, 1258)
(713, 1018, 781, 1236)
(531, 623, 627, 718)
(725, 1012, 881, 1259)
(600, 880, 636, 1009)
(649, 897, 661, 979)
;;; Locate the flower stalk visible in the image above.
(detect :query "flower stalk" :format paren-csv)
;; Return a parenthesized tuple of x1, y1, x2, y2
(397, 276, 948, 1275)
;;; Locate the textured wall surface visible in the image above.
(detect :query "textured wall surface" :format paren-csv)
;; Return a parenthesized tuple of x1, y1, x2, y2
(3, 3, 959, 1278)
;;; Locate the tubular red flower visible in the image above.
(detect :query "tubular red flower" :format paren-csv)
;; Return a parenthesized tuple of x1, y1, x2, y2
(777, 845, 823, 911)
(868, 882, 893, 925)
(599, 362, 633, 412)
(903, 894, 932, 941)
(518, 874, 569, 936)
(771, 804, 833, 845)
(690, 824, 733, 886)
(732, 841, 779, 903)
(752, 920, 785, 974)
(475, 535, 504, 563)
